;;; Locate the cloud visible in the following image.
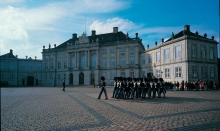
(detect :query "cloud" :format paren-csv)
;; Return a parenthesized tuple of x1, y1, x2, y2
(0, 0, 25, 5)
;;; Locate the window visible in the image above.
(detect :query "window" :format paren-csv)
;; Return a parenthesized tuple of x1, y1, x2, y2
(71, 57, 75, 68)
(192, 67, 197, 77)
(29, 64, 33, 70)
(120, 72, 125, 77)
(0, 62, 5, 69)
(201, 66, 207, 78)
(102, 59, 107, 67)
(121, 57, 125, 66)
(210, 67, 214, 78)
(9, 74, 14, 80)
(80, 55, 86, 68)
(91, 55, 96, 68)
(102, 49, 107, 54)
(130, 47, 135, 51)
(102, 72, 106, 78)
(142, 56, 145, 65)
(20, 63, 24, 70)
(63, 54, 67, 57)
(0, 74, 4, 80)
(175, 45, 181, 58)
(37, 64, 41, 70)
(165, 68, 170, 78)
(156, 52, 160, 62)
(64, 74, 66, 80)
(164, 49, 170, 60)
(58, 74, 61, 80)
(120, 48, 126, 52)
(209, 48, 213, 59)
(142, 71, 145, 77)
(9, 62, 15, 70)
(110, 58, 115, 67)
(58, 54, 61, 58)
(45, 56, 49, 59)
(50, 55, 53, 58)
(57, 62, 61, 69)
(175, 67, 182, 77)
(192, 45, 196, 57)
(45, 63, 48, 69)
(45, 74, 47, 80)
(64, 62, 67, 69)
(50, 63, 53, 69)
(130, 57, 134, 65)
(110, 72, 115, 80)
(50, 74, 53, 80)
(156, 70, 161, 78)
(201, 47, 205, 58)
(148, 54, 152, 64)
(110, 48, 115, 53)
(130, 72, 134, 78)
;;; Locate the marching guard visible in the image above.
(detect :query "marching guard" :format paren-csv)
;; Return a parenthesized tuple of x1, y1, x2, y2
(97, 76, 108, 100)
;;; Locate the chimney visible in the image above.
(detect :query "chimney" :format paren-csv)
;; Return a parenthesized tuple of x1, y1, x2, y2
(195, 31, 198, 36)
(49, 43, 51, 49)
(92, 30, 96, 36)
(16, 55, 18, 58)
(135, 33, 138, 38)
(54, 44, 56, 48)
(10, 49, 13, 54)
(147, 44, 149, 49)
(26, 56, 28, 59)
(43, 45, 45, 49)
(35, 56, 37, 60)
(211, 36, 214, 40)
(155, 41, 157, 46)
(204, 33, 207, 38)
(72, 33, 77, 39)
(113, 27, 118, 33)
(184, 25, 190, 32)
(162, 38, 164, 43)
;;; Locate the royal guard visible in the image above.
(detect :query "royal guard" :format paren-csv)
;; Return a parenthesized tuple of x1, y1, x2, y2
(97, 76, 108, 100)
(158, 78, 166, 98)
(112, 77, 118, 98)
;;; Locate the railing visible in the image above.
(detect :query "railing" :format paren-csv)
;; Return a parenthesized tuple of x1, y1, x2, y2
(67, 42, 99, 49)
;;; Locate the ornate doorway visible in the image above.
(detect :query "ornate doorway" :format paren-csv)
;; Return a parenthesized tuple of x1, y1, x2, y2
(79, 72, 84, 85)
(69, 73, 73, 84)
(27, 76, 34, 86)
(90, 73, 94, 85)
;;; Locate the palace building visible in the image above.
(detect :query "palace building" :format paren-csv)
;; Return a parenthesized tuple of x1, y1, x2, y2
(0, 25, 218, 86)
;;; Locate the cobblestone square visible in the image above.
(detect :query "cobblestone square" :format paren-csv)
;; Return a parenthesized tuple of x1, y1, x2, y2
(1, 87, 220, 131)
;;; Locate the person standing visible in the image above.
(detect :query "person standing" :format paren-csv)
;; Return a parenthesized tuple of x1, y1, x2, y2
(176, 81, 180, 91)
(112, 77, 118, 98)
(62, 80, 65, 91)
(181, 80, 184, 91)
(97, 76, 108, 100)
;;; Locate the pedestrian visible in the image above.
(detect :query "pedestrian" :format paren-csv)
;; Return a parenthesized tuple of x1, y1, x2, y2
(97, 76, 108, 100)
(181, 80, 184, 91)
(62, 80, 65, 91)
(176, 81, 179, 91)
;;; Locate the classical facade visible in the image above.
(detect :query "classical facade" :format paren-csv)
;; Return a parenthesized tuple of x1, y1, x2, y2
(0, 50, 42, 86)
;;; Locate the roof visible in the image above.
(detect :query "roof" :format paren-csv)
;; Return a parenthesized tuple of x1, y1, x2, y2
(55, 31, 130, 49)
(0, 52, 17, 59)
(165, 30, 214, 42)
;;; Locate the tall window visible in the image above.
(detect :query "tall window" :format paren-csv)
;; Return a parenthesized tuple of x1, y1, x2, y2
(130, 57, 134, 65)
(45, 74, 47, 80)
(110, 72, 115, 80)
(64, 62, 67, 69)
(120, 48, 126, 52)
(71, 57, 75, 68)
(0, 62, 5, 69)
(156, 52, 160, 62)
(91, 55, 96, 68)
(121, 57, 125, 66)
(164, 49, 170, 60)
(148, 54, 152, 64)
(102, 72, 107, 78)
(120, 72, 125, 77)
(175, 45, 181, 58)
(110, 58, 115, 67)
(63, 54, 67, 57)
(156, 70, 161, 78)
(64, 74, 66, 80)
(175, 67, 181, 77)
(37, 64, 41, 70)
(165, 68, 170, 78)
(80, 55, 86, 68)
(110, 48, 115, 53)
(142, 56, 145, 65)
(50, 74, 53, 80)
(58, 74, 60, 80)
(192, 67, 197, 77)
(57, 62, 61, 69)
(209, 48, 213, 59)
(201, 66, 207, 78)
(192, 45, 196, 57)
(210, 67, 214, 78)
(29, 63, 33, 70)
(9, 62, 15, 70)
(58, 54, 61, 58)
(130, 72, 134, 78)
(102, 59, 107, 67)
(45, 63, 48, 69)
(130, 47, 135, 51)
(20, 63, 24, 70)
(9, 74, 14, 80)
(50, 63, 53, 69)
(201, 47, 205, 59)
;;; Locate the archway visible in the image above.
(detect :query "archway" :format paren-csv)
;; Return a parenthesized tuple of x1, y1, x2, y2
(79, 72, 84, 85)
(90, 73, 94, 85)
(27, 76, 34, 86)
(69, 73, 73, 84)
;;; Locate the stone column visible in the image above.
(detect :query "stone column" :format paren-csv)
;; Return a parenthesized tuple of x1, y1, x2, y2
(135, 46, 139, 65)
(74, 52, 77, 68)
(126, 47, 129, 65)
(96, 50, 99, 67)
(77, 52, 79, 68)
(88, 50, 90, 68)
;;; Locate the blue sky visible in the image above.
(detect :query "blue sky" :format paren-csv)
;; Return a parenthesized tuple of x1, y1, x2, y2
(0, 0, 219, 59)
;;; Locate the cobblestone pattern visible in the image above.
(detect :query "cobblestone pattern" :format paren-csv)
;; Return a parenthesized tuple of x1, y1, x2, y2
(1, 87, 220, 131)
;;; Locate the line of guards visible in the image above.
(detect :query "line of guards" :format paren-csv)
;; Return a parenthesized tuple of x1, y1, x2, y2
(111, 77, 166, 99)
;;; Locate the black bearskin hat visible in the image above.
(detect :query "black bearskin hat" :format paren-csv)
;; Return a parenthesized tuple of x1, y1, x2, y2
(114, 77, 117, 81)
(101, 76, 105, 81)
(154, 78, 158, 82)
(123, 77, 127, 81)
(144, 78, 149, 82)
(159, 78, 163, 82)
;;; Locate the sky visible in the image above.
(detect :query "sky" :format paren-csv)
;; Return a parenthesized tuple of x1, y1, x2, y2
(0, 0, 219, 59)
